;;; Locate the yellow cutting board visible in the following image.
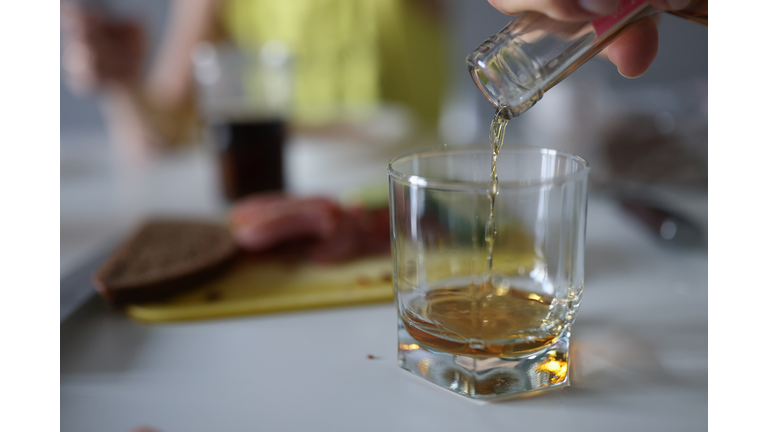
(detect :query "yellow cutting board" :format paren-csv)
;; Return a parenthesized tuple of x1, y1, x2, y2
(126, 255, 394, 323)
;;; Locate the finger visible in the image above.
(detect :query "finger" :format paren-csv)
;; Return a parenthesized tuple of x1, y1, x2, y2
(488, 0, 621, 21)
(606, 16, 659, 78)
(596, 12, 661, 60)
(649, 11, 663, 25)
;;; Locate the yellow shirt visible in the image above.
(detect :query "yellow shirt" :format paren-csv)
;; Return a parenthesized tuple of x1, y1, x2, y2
(221, 0, 446, 130)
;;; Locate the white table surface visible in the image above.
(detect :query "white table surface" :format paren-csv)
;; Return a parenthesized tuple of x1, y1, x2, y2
(61, 133, 707, 432)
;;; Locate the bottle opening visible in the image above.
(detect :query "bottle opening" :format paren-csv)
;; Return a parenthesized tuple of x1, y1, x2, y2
(469, 66, 501, 110)
(467, 43, 540, 118)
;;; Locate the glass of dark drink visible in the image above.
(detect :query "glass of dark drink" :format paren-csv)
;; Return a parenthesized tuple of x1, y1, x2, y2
(193, 41, 291, 201)
(209, 116, 286, 200)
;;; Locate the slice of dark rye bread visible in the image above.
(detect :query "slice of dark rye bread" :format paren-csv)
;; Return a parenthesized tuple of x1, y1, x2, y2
(93, 219, 239, 306)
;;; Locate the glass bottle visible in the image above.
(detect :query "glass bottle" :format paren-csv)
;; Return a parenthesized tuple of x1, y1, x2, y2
(467, 0, 708, 118)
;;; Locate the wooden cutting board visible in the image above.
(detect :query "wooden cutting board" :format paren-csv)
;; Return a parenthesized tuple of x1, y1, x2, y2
(126, 255, 394, 323)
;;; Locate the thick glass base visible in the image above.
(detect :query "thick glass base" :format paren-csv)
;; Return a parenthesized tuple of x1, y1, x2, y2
(397, 318, 570, 400)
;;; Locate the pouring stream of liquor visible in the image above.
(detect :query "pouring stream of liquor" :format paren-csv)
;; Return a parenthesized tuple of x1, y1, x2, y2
(469, 108, 509, 349)
(485, 109, 509, 276)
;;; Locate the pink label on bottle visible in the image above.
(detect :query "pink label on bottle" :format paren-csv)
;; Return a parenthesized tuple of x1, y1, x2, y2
(592, 0, 647, 37)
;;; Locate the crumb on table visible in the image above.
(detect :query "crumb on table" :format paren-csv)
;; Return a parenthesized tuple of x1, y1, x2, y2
(204, 290, 223, 302)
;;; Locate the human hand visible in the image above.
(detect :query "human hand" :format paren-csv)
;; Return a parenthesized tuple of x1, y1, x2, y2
(487, 0, 692, 77)
(61, 2, 145, 94)
(230, 194, 390, 263)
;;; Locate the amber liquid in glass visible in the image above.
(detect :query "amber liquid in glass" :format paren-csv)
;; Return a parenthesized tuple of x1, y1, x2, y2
(403, 284, 556, 357)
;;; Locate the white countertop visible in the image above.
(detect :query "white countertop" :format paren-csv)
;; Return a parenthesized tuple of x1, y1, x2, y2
(61, 133, 707, 432)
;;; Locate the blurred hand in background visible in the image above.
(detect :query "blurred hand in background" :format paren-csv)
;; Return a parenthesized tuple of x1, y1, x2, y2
(61, 4, 145, 94)
(61, 0, 217, 159)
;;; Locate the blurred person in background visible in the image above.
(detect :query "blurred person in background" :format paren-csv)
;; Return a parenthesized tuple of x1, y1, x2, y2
(61, 0, 447, 158)
(61, 0, 692, 263)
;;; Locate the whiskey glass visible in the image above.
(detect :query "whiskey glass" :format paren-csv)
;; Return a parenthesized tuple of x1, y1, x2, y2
(388, 146, 589, 400)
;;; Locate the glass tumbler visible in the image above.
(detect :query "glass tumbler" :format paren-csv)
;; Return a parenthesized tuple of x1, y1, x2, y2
(388, 146, 589, 400)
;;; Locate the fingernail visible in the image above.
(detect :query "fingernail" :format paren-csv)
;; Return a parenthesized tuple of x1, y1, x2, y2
(578, 0, 621, 16)
(618, 67, 640, 79)
(666, 0, 691, 10)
